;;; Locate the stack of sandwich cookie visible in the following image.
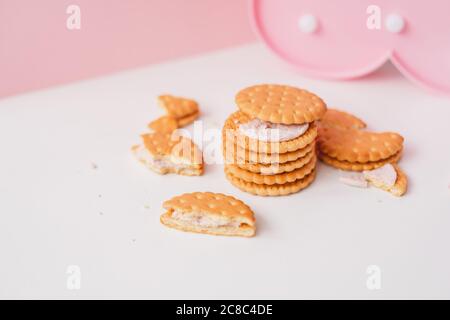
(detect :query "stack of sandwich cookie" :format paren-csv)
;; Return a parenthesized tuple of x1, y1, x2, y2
(223, 84, 327, 196)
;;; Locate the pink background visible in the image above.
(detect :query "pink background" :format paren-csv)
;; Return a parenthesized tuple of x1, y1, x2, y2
(0, 0, 256, 98)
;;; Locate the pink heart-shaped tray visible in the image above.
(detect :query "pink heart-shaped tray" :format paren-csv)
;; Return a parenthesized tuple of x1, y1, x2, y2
(250, 0, 450, 95)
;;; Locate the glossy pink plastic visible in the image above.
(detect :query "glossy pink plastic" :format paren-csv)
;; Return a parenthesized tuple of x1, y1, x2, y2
(250, 0, 450, 95)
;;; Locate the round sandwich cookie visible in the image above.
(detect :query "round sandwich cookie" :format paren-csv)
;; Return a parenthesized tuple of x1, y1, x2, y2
(235, 84, 326, 124)
(225, 154, 316, 185)
(229, 149, 315, 175)
(225, 167, 317, 197)
(222, 111, 317, 154)
(223, 140, 316, 166)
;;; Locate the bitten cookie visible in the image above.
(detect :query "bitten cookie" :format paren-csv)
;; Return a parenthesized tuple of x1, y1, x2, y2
(320, 108, 367, 130)
(161, 192, 256, 237)
(132, 132, 203, 176)
(318, 126, 404, 163)
(235, 84, 326, 124)
(363, 164, 407, 196)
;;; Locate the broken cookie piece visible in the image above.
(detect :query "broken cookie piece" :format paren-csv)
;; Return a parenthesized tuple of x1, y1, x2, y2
(158, 94, 200, 127)
(148, 115, 178, 133)
(338, 164, 407, 196)
(160, 192, 256, 237)
(363, 163, 407, 197)
(132, 132, 203, 176)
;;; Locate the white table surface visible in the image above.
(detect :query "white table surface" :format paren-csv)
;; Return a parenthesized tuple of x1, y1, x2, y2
(1, 43, 449, 299)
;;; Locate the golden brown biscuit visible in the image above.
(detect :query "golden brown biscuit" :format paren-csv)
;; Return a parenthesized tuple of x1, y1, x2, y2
(161, 192, 256, 237)
(364, 164, 407, 197)
(235, 84, 326, 124)
(176, 111, 199, 127)
(234, 149, 315, 175)
(158, 94, 199, 118)
(224, 141, 315, 165)
(148, 116, 178, 133)
(225, 154, 316, 185)
(320, 109, 367, 130)
(132, 132, 203, 176)
(318, 149, 402, 171)
(318, 126, 403, 163)
(223, 111, 317, 154)
(225, 168, 316, 196)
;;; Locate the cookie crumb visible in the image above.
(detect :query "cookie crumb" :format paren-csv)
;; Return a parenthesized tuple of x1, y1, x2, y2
(91, 162, 98, 170)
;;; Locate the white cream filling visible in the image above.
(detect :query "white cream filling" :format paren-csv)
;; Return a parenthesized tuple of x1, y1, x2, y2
(171, 211, 241, 228)
(339, 164, 397, 189)
(238, 118, 309, 142)
(339, 171, 368, 188)
(134, 145, 191, 170)
(259, 163, 282, 176)
(148, 157, 184, 170)
(363, 164, 397, 188)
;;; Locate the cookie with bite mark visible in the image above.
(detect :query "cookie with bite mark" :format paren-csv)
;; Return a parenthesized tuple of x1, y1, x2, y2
(320, 108, 367, 130)
(318, 126, 404, 163)
(132, 132, 203, 176)
(363, 164, 407, 197)
(161, 192, 256, 237)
